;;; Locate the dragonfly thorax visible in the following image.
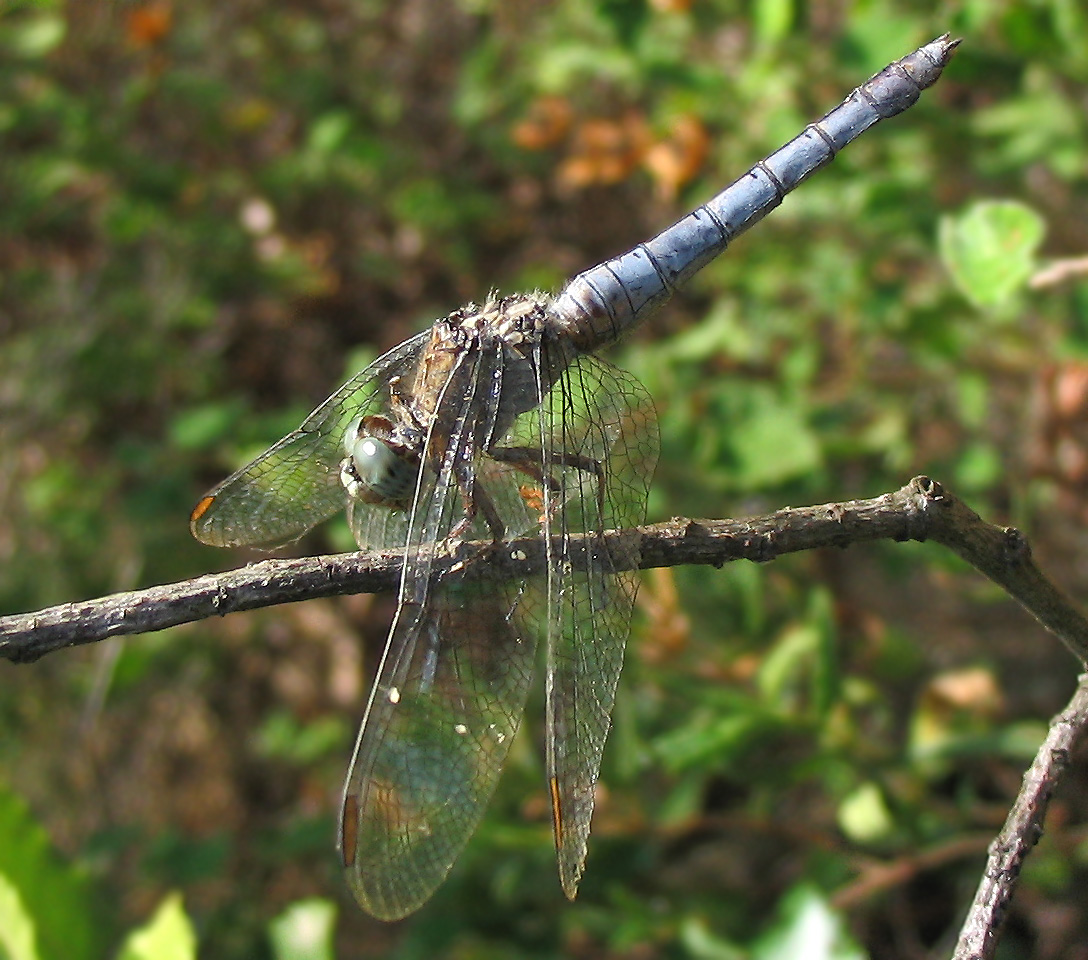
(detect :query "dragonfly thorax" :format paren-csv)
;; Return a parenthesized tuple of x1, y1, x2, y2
(340, 414, 419, 507)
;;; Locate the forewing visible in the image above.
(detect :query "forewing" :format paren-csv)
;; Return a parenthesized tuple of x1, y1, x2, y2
(339, 337, 538, 920)
(531, 351, 658, 899)
(191, 332, 429, 548)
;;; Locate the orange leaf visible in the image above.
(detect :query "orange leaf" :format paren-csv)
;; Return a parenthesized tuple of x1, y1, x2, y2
(642, 114, 710, 202)
(125, 3, 172, 48)
(557, 112, 650, 190)
(511, 96, 573, 151)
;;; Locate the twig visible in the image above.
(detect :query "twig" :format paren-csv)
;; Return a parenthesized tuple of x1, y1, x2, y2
(832, 834, 995, 911)
(952, 676, 1088, 960)
(1030, 256, 1088, 289)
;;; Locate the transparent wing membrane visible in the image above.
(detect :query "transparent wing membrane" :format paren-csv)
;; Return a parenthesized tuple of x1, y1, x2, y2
(339, 580, 538, 920)
(534, 350, 658, 898)
(191, 332, 430, 549)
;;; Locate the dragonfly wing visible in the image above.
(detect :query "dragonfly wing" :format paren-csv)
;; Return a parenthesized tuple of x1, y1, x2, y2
(191, 331, 430, 548)
(339, 337, 539, 920)
(534, 351, 658, 899)
(347, 495, 415, 553)
(339, 580, 538, 920)
(547, 568, 642, 898)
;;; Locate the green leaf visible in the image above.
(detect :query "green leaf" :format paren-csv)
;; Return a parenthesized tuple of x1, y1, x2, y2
(939, 200, 1046, 311)
(727, 388, 822, 489)
(255, 710, 346, 765)
(759, 622, 819, 706)
(169, 401, 246, 450)
(837, 782, 895, 844)
(307, 111, 353, 155)
(842, 9, 926, 72)
(6, 13, 66, 57)
(115, 893, 197, 960)
(654, 704, 790, 774)
(753, 0, 793, 49)
(678, 914, 746, 960)
(0, 785, 99, 960)
(752, 886, 866, 960)
(268, 898, 337, 960)
(953, 441, 1002, 492)
(0, 871, 40, 960)
(758, 593, 838, 718)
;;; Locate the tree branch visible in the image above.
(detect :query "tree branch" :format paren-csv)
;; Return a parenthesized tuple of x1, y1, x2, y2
(4, 476, 1088, 668)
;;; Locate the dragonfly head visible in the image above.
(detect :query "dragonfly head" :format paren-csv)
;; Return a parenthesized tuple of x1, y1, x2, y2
(340, 414, 419, 508)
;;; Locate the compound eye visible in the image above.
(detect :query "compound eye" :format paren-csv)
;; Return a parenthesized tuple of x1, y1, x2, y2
(342, 429, 416, 504)
(351, 435, 397, 487)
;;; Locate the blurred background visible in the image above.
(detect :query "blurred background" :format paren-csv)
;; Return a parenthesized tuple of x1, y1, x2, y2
(3, 1, 1088, 958)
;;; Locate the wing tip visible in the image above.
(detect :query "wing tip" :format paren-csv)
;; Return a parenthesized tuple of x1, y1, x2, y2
(552, 776, 589, 902)
(189, 495, 216, 541)
(559, 860, 585, 902)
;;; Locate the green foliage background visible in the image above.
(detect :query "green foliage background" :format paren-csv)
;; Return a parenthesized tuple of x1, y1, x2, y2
(3, 0, 1088, 957)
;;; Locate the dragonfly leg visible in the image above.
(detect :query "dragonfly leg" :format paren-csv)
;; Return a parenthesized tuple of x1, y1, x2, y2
(448, 457, 507, 542)
(489, 445, 607, 530)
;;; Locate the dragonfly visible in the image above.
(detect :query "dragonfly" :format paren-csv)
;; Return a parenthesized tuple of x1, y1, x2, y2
(190, 35, 958, 920)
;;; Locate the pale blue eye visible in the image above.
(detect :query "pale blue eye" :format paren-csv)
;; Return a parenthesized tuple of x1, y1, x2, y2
(351, 437, 397, 488)
(341, 426, 416, 504)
